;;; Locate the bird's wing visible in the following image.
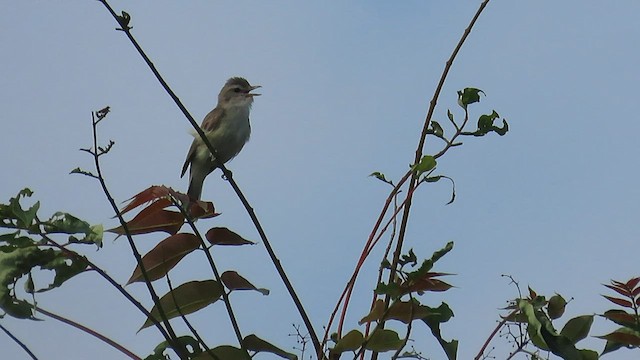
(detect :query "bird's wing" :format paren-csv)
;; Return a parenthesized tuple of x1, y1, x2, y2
(180, 107, 226, 178)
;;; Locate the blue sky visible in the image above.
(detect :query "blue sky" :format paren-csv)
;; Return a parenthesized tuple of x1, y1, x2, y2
(2, 1, 640, 359)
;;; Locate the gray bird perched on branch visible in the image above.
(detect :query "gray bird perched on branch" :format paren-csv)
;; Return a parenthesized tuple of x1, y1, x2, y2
(181, 77, 261, 200)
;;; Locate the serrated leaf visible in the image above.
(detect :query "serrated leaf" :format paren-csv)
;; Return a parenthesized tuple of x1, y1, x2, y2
(139, 280, 224, 331)
(127, 233, 201, 284)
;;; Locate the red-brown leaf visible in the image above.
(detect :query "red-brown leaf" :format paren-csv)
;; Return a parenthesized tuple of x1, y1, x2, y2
(603, 295, 633, 308)
(604, 284, 632, 298)
(127, 233, 201, 284)
(403, 278, 452, 294)
(109, 200, 184, 235)
(120, 186, 172, 215)
(206, 227, 255, 246)
(626, 277, 640, 291)
(221, 271, 269, 295)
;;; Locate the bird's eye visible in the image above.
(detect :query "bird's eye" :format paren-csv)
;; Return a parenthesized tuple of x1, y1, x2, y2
(233, 88, 242, 93)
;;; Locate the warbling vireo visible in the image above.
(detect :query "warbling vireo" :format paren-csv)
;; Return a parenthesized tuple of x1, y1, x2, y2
(181, 77, 261, 200)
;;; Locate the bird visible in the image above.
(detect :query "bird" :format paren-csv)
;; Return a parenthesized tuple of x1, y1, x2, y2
(181, 77, 260, 200)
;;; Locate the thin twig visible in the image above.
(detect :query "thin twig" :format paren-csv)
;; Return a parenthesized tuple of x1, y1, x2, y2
(174, 197, 248, 357)
(33, 220, 167, 343)
(369, 3, 491, 359)
(88, 111, 185, 358)
(165, 275, 219, 360)
(38, 307, 141, 360)
(0, 323, 39, 360)
(473, 309, 517, 360)
(96, 1, 322, 356)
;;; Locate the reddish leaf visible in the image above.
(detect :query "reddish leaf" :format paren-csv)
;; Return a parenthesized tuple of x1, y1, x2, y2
(528, 287, 537, 299)
(109, 200, 184, 235)
(206, 227, 254, 246)
(603, 295, 633, 308)
(402, 278, 453, 294)
(187, 200, 218, 219)
(120, 186, 172, 215)
(604, 284, 632, 298)
(602, 310, 638, 327)
(625, 277, 640, 290)
(633, 286, 640, 298)
(597, 330, 640, 346)
(127, 233, 201, 284)
(221, 271, 269, 295)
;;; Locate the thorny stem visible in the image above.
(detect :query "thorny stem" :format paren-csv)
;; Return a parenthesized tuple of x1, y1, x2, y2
(97, 0, 322, 356)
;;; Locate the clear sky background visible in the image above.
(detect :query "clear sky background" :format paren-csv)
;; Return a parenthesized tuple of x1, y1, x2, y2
(2, 1, 640, 359)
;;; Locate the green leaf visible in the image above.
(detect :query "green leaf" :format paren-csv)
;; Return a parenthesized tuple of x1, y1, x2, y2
(407, 241, 454, 281)
(547, 294, 567, 319)
(365, 329, 404, 352)
(193, 346, 251, 360)
(332, 329, 364, 354)
(422, 302, 457, 360)
(0, 189, 39, 229)
(242, 334, 297, 359)
(421, 175, 456, 205)
(139, 280, 224, 331)
(412, 155, 437, 176)
(560, 315, 593, 344)
(578, 349, 599, 360)
(431, 121, 444, 137)
(0, 244, 87, 318)
(370, 172, 392, 185)
(457, 88, 484, 108)
(146, 336, 203, 360)
(467, 111, 509, 137)
(374, 282, 402, 299)
(44, 212, 92, 234)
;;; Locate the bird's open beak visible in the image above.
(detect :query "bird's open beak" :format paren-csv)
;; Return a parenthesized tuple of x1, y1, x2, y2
(248, 85, 261, 97)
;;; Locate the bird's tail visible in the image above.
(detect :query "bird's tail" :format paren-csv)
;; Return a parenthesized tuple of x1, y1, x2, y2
(187, 175, 204, 201)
